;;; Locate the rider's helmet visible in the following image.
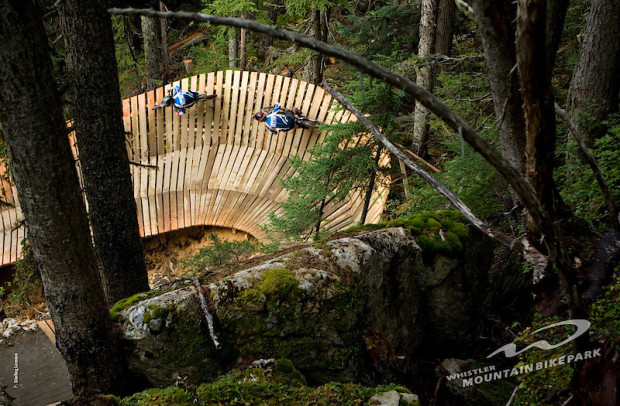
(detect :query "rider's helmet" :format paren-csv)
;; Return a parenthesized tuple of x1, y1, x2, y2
(252, 111, 267, 122)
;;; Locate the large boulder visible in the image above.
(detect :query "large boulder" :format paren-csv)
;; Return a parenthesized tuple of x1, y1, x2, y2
(115, 225, 493, 387)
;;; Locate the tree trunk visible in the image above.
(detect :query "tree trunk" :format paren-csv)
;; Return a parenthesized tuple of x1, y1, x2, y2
(515, 0, 562, 229)
(0, 0, 126, 395)
(59, 0, 149, 305)
(229, 29, 238, 68)
(433, 0, 456, 90)
(435, 0, 456, 57)
(259, 1, 278, 52)
(516, 0, 585, 320)
(240, 12, 247, 70)
(472, 0, 526, 177)
(304, 9, 329, 85)
(141, 12, 161, 90)
(569, 0, 620, 145)
(413, 0, 439, 158)
(160, 1, 170, 82)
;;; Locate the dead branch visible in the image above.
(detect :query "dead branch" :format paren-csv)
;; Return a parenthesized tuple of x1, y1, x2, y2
(129, 161, 158, 169)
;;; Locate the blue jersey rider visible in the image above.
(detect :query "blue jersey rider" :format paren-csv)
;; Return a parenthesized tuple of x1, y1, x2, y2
(252, 103, 303, 133)
(169, 85, 200, 116)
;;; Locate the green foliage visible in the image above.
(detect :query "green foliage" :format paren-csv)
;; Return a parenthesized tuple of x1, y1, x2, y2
(512, 315, 575, 405)
(120, 386, 192, 406)
(264, 124, 378, 241)
(7, 240, 41, 306)
(181, 233, 256, 275)
(589, 278, 620, 340)
(555, 114, 620, 232)
(336, 1, 420, 58)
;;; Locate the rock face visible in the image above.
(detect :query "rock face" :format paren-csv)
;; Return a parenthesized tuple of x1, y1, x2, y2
(115, 226, 493, 387)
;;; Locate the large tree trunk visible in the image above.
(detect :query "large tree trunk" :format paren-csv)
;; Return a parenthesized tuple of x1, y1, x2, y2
(569, 0, 620, 145)
(59, 0, 149, 305)
(304, 9, 329, 85)
(472, 0, 526, 177)
(141, 12, 161, 90)
(0, 0, 126, 395)
(229, 29, 238, 68)
(435, 0, 455, 57)
(516, 0, 584, 320)
(413, 0, 439, 158)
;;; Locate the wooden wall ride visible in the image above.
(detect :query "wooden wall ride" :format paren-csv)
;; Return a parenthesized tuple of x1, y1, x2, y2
(0, 71, 388, 266)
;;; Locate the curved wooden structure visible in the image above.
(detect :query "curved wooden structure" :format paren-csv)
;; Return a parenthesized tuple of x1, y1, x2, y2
(0, 71, 387, 266)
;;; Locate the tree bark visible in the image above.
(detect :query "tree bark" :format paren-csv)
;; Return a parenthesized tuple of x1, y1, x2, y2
(569, 0, 620, 145)
(516, 0, 584, 318)
(59, 0, 149, 305)
(0, 0, 126, 395)
(160, 1, 170, 82)
(516, 0, 561, 227)
(413, 0, 438, 158)
(304, 9, 329, 85)
(435, 0, 456, 57)
(240, 12, 247, 70)
(229, 28, 238, 68)
(472, 0, 526, 177)
(141, 12, 161, 90)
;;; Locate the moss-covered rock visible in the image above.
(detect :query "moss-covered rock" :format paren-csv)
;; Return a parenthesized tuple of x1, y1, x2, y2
(119, 360, 417, 406)
(116, 225, 492, 388)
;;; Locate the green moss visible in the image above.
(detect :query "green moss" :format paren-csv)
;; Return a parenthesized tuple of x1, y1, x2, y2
(383, 211, 469, 258)
(143, 304, 172, 325)
(259, 268, 300, 301)
(276, 358, 307, 384)
(110, 290, 162, 321)
(343, 224, 365, 233)
(119, 387, 192, 406)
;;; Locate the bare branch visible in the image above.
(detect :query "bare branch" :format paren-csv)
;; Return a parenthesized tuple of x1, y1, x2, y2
(555, 103, 619, 230)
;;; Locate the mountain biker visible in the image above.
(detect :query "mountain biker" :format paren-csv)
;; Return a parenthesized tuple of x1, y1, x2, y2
(169, 85, 201, 116)
(252, 103, 305, 133)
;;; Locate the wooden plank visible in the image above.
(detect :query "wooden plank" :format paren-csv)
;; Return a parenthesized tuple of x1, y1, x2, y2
(281, 78, 299, 157)
(256, 74, 275, 151)
(249, 72, 267, 149)
(137, 93, 151, 235)
(213, 71, 225, 144)
(227, 70, 241, 145)
(235, 71, 249, 146)
(264, 74, 284, 152)
(241, 71, 257, 149)
(146, 90, 159, 234)
(154, 86, 166, 233)
(220, 70, 233, 145)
